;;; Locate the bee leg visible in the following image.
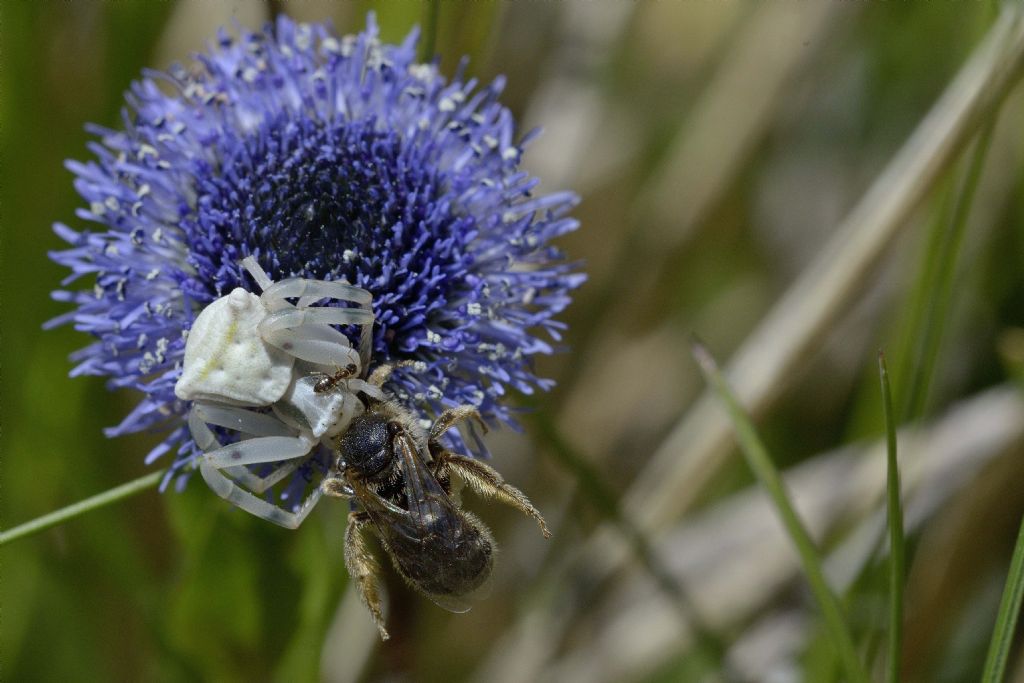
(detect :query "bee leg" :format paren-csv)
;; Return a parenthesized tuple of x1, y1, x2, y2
(433, 451, 551, 538)
(366, 364, 394, 387)
(429, 406, 488, 442)
(366, 360, 418, 388)
(345, 511, 390, 640)
(320, 476, 353, 498)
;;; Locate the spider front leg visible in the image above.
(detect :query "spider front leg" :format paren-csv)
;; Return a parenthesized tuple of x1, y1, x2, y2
(260, 319, 364, 372)
(344, 511, 390, 640)
(257, 271, 376, 372)
(430, 449, 551, 538)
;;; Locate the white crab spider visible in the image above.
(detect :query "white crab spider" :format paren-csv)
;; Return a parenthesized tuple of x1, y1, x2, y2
(174, 257, 382, 528)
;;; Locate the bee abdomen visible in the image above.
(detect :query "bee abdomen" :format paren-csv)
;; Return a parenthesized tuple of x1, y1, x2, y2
(397, 520, 493, 597)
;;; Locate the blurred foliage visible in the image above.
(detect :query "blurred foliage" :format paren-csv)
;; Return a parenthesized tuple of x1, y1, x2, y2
(4, 1, 1024, 682)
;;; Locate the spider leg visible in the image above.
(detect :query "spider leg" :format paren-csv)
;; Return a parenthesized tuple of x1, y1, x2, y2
(225, 462, 300, 494)
(188, 405, 318, 518)
(240, 256, 273, 292)
(202, 434, 315, 469)
(432, 450, 551, 538)
(261, 277, 374, 372)
(344, 378, 386, 401)
(260, 307, 374, 335)
(187, 406, 304, 492)
(261, 323, 362, 372)
(262, 277, 372, 308)
(192, 403, 294, 437)
(199, 461, 322, 529)
(239, 259, 375, 370)
(345, 511, 390, 640)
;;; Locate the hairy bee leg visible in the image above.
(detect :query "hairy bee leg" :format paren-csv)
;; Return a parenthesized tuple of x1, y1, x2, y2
(366, 360, 418, 388)
(366, 364, 393, 387)
(429, 406, 488, 442)
(433, 451, 551, 538)
(345, 511, 390, 640)
(320, 476, 354, 498)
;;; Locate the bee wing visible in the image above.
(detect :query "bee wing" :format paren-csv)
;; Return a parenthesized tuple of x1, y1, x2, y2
(418, 582, 478, 614)
(390, 432, 485, 613)
(348, 432, 456, 538)
(348, 478, 410, 523)
(348, 478, 482, 613)
(393, 432, 460, 532)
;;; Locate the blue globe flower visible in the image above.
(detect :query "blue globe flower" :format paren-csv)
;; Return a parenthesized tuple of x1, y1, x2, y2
(49, 15, 583, 491)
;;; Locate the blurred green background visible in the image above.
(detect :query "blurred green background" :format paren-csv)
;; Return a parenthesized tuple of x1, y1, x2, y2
(4, 1, 1024, 681)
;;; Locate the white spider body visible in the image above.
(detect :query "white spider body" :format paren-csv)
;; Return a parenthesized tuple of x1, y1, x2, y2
(174, 257, 380, 528)
(175, 288, 294, 406)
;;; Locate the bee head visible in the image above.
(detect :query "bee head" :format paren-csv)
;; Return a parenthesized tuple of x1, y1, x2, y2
(337, 412, 398, 477)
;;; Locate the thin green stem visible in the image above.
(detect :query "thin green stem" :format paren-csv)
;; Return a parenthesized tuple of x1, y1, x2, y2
(0, 469, 166, 546)
(901, 122, 996, 422)
(879, 352, 905, 683)
(692, 340, 869, 683)
(981, 515, 1024, 683)
(419, 0, 440, 63)
(891, 180, 951, 415)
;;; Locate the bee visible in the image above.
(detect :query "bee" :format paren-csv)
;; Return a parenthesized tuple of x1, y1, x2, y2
(321, 367, 550, 639)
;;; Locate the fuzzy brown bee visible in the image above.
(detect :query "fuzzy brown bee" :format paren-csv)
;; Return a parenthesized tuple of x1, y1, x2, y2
(321, 371, 550, 639)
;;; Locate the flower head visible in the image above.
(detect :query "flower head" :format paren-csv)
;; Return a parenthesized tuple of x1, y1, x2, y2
(49, 15, 582, 490)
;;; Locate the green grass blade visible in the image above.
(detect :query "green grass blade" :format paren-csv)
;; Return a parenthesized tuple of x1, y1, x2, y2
(879, 352, 905, 683)
(0, 469, 165, 546)
(900, 122, 996, 422)
(692, 340, 869, 683)
(981, 515, 1024, 683)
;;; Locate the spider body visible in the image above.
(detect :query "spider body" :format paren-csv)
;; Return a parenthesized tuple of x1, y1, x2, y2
(174, 257, 379, 528)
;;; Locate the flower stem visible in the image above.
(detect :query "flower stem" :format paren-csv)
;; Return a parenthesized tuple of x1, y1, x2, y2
(0, 469, 166, 546)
